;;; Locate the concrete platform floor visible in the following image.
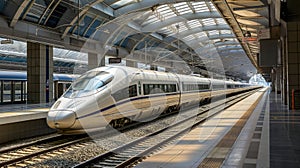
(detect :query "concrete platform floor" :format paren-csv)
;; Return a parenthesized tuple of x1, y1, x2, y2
(136, 88, 300, 168)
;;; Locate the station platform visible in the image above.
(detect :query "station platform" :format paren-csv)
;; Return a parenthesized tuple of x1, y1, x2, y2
(136, 87, 300, 168)
(0, 103, 54, 144)
(0, 103, 51, 124)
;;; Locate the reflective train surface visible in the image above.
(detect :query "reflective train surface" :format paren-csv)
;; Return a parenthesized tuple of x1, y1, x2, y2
(0, 70, 76, 104)
(47, 66, 258, 134)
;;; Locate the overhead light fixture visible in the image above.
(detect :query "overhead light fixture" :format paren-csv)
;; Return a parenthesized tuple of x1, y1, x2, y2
(1, 39, 14, 44)
(244, 31, 251, 37)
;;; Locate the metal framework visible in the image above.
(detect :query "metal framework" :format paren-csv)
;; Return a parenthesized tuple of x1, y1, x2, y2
(0, 0, 270, 80)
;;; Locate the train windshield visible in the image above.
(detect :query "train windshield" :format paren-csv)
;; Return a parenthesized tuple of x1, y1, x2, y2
(63, 71, 113, 98)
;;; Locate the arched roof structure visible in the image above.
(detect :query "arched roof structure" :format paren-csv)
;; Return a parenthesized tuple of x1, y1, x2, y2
(0, 0, 270, 80)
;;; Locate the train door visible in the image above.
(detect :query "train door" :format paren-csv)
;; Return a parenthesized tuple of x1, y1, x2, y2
(3, 81, 11, 103)
(23, 81, 27, 102)
(14, 81, 22, 102)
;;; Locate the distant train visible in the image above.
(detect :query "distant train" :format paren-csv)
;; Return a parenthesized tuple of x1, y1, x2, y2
(0, 70, 77, 104)
(46, 66, 258, 134)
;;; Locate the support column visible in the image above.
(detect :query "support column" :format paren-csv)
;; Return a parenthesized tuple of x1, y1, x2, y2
(285, 21, 300, 108)
(27, 42, 53, 104)
(88, 52, 105, 70)
(126, 60, 137, 67)
(281, 30, 288, 105)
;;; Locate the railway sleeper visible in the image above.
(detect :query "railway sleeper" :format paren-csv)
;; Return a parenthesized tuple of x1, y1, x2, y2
(94, 163, 116, 168)
(108, 156, 128, 161)
(104, 159, 123, 163)
(97, 162, 118, 166)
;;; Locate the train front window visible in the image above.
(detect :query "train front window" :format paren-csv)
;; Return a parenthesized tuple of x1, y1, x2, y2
(64, 71, 113, 98)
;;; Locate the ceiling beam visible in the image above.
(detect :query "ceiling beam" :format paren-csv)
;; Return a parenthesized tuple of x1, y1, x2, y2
(10, 0, 31, 27)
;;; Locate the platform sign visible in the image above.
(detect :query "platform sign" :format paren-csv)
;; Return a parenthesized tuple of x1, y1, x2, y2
(109, 58, 122, 64)
(242, 37, 258, 43)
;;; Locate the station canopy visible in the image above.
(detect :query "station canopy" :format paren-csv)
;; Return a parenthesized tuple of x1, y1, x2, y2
(0, 0, 270, 80)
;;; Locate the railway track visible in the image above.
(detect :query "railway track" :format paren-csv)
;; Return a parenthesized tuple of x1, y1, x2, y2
(0, 106, 183, 167)
(0, 134, 90, 167)
(73, 89, 259, 168)
(0, 89, 259, 167)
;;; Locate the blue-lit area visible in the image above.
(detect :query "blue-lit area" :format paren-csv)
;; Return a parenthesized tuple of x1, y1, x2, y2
(0, 38, 87, 73)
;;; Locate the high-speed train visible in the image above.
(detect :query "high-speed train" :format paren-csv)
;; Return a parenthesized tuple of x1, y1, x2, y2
(47, 66, 257, 134)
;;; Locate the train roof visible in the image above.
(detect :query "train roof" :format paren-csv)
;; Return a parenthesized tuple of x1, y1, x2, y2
(0, 70, 77, 81)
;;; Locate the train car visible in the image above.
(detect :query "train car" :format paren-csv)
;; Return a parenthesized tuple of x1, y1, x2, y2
(0, 70, 77, 104)
(47, 66, 257, 134)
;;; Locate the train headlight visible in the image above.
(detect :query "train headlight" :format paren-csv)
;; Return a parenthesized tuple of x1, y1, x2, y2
(47, 110, 76, 129)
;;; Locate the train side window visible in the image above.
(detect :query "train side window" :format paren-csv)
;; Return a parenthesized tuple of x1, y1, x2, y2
(164, 84, 168, 92)
(149, 84, 154, 92)
(129, 85, 137, 97)
(112, 85, 137, 102)
(159, 84, 165, 92)
(143, 83, 176, 95)
(170, 84, 176, 92)
(167, 84, 172, 92)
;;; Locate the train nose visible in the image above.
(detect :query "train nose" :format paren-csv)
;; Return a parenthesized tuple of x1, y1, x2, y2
(47, 110, 76, 129)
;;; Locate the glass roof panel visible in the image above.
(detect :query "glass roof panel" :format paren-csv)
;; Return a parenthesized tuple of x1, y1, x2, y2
(220, 30, 232, 34)
(143, 17, 160, 25)
(85, 19, 103, 38)
(183, 35, 195, 41)
(158, 9, 172, 15)
(207, 2, 217, 11)
(159, 27, 173, 35)
(194, 32, 207, 38)
(208, 30, 219, 36)
(201, 18, 217, 26)
(187, 20, 202, 29)
(25, 1, 46, 23)
(163, 12, 176, 20)
(178, 9, 191, 15)
(156, 5, 170, 12)
(173, 2, 187, 7)
(215, 18, 227, 24)
(193, 2, 209, 12)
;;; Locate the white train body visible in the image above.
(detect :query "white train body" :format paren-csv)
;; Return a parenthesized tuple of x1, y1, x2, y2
(47, 66, 254, 134)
